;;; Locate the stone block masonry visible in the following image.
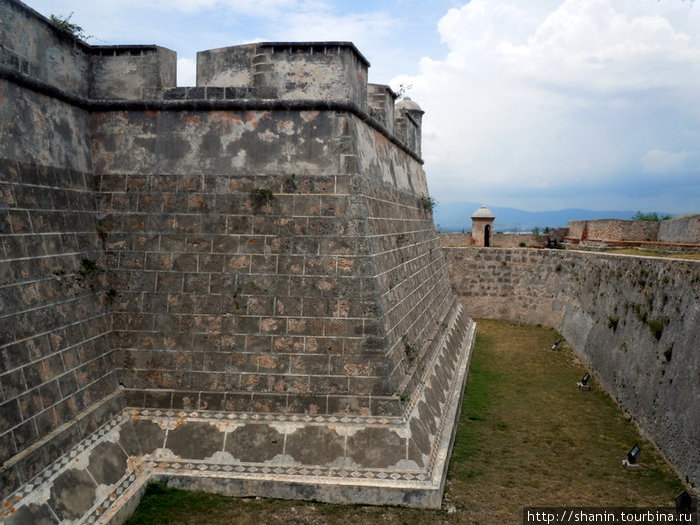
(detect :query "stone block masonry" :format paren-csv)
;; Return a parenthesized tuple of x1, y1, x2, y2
(566, 216, 700, 248)
(445, 247, 699, 489)
(0, 0, 475, 521)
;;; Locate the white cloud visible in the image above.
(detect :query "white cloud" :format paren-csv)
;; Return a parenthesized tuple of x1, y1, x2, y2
(397, 0, 700, 211)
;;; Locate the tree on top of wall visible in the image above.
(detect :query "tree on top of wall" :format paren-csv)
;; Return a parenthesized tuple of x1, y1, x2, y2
(50, 13, 91, 41)
(632, 211, 673, 221)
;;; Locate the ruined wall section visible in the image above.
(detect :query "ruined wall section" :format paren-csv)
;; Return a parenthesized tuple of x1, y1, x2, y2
(446, 247, 699, 487)
(0, 50, 119, 504)
(567, 216, 700, 245)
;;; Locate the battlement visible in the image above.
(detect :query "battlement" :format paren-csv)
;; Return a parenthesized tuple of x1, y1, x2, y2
(0, 0, 421, 156)
(0, 0, 175, 98)
(197, 42, 369, 108)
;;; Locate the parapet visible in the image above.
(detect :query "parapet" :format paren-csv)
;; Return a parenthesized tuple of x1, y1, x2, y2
(89, 46, 177, 100)
(197, 42, 370, 109)
(0, 0, 423, 158)
(0, 0, 177, 98)
(368, 83, 397, 133)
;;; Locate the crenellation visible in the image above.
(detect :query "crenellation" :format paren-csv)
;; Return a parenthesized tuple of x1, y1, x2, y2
(197, 42, 370, 108)
(89, 45, 176, 100)
(367, 83, 397, 132)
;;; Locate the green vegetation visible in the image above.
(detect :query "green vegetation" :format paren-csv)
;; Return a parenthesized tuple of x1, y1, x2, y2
(79, 257, 102, 276)
(632, 211, 673, 222)
(368, 108, 385, 125)
(663, 345, 673, 363)
(249, 188, 274, 213)
(646, 317, 669, 341)
(105, 288, 118, 303)
(50, 13, 90, 41)
(531, 226, 555, 237)
(417, 195, 436, 214)
(282, 174, 297, 193)
(126, 320, 684, 525)
(395, 83, 413, 100)
(402, 335, 418, 365)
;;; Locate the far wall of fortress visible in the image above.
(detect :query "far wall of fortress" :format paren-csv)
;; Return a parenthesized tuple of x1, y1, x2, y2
(444, 214, 700, 249)
(442, 239, 699, 489)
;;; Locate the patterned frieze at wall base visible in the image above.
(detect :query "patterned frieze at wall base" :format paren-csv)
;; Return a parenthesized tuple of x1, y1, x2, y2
(1, 309, 475, 523)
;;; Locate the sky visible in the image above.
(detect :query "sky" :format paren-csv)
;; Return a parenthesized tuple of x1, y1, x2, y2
(23, 0, 700, 214)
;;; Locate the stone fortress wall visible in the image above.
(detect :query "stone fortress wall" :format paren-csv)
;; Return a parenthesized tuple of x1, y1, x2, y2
(0, 0, 696, 522)
(441, 232, 543, 248)
(1, 0, 475, 522)
(444, 214, 699, 250)
(0, 0, 129, 500)
(566, 215, 700, 247)
(444, 246, 699, 489)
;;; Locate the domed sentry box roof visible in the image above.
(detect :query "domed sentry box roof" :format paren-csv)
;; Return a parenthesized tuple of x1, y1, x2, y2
(471, 205, 495, 219)
(396, 97, 424, 113)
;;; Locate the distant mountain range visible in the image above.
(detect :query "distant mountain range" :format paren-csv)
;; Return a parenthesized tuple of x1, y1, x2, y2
(432, 202, 665, 233)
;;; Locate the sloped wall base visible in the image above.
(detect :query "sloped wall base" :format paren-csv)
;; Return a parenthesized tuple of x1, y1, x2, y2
(2, 305, 475, 524)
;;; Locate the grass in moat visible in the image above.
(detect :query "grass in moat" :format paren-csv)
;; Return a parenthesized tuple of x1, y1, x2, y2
(125, 319, 685, 525)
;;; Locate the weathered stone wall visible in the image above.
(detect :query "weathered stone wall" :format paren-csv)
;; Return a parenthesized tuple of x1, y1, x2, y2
(92, 101, 449, 416)
(567, 219, 660, 242)
(0, 24, 121, 502)
(658, 214, 700, 244)
(445, 247, 700, 487)
(197, 42, 369, 108)
(441, 232, 544, 248)
(92, 107, 390, 414)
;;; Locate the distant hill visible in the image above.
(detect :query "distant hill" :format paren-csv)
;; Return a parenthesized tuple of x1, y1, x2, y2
(433, 202, 652, 233)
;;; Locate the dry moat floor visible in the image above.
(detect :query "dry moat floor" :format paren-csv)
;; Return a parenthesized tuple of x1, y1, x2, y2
(126, 319, 685, 525)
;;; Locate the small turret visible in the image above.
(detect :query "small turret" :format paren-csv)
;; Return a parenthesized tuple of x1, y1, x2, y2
(471, 205, 495, 247)
(395, 97, 424, 157)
